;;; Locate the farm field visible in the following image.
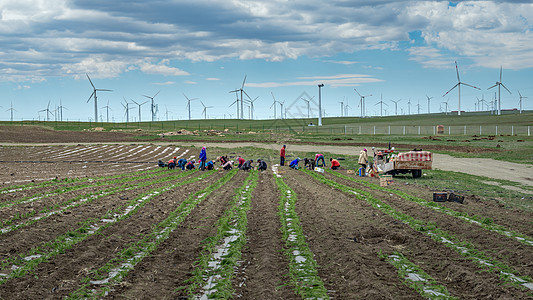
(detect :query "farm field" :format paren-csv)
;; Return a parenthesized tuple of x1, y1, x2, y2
(0, 143, 532, 299)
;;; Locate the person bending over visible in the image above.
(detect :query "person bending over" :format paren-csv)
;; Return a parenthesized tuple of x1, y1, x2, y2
(330, 158, 340, 170)
(257, 159, 267, 171)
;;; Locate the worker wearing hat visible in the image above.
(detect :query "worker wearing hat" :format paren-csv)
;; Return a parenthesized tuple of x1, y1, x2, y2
(358, 148, 368, 172)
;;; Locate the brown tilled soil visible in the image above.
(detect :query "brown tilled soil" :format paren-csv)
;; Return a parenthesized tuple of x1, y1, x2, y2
(0, 145, 532, 299)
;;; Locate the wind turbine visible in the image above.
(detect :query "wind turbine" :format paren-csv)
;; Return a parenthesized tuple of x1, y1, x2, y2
(416, 101, 422, 115)
(121, 98, 133, 123)
(443, 61, 480, 116)
(132, 99, 148, 122)
(200, 101, 213, 119)
(279, 99, 286, 120)
(300, 96, 314, 118)
(165, 105, 172, 121)
(57, 99, 68, 122)
(270, 92, 281, 119)
(339, 100, 344, 117)
(101, 100, 112, 123)
(247, 96, 259, 120)
(426, 95, 433, 114)
(229, 76, 250, 120)
(6, 102, 16, 122)
(488, 66, 511, 116)
(390, 99, 401, 115)
(407, 98, 412, 115)
(354, 88, 371, 118)
(375, 94, 388, 117)
(86, 74, 112, 123)
(518, 90, 527, 114)
(441, 98, 450, 115)
(39, 100, 54, 122)
(143, 91, 160, 122)
(183, 93, 198, 120)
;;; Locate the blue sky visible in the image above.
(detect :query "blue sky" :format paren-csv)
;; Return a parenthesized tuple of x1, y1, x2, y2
(1, 0, 532, 122)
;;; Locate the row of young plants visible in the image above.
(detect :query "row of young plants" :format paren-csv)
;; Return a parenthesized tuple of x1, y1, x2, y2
(0, 169, 187, 235)
(0, 170, 209, 284)
(0, 167, 168, 218)
(184, 170, 259, 299)
(379, 251, 458, 300)
(274, 174, 330, 299)
(304, 169, 533, 295)
(68, 169, 238, 299)
(0, 167, 165, 196)
(327, 170, 533, 247)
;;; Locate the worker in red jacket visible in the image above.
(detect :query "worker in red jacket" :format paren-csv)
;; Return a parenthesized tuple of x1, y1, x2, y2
(330, 158, 340, 170)
(280, 145, 286, 166)
(237, 157, 246, 168)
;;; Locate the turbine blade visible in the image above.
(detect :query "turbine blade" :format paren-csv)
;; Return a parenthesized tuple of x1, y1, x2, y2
(499, 66, 502, 82)
(241, 75, 247, 89)
(86, 73, 95, 89)
(96, 89, 113, 92)
(153, 90, 160, 98)
(229, 89, 239, 93)
(87, 91, 96, 103)
(501, 83, 512, 94)
(354, 88, 362, 97)
(455, 61, 460, 82)
(462, 82, 480, 90)
(442, 83, 459, 97)
(487, 83, 498, 90)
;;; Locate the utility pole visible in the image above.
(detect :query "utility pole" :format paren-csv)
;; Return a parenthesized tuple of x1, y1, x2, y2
(318, 84, 324, 126)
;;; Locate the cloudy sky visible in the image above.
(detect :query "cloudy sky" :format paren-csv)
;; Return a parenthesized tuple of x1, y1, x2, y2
(1, 0, 532, 121)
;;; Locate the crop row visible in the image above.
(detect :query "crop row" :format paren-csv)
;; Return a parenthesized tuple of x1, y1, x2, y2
(0, 168, 186, 235)
(275, 174, 330, 299)
(327, 170, 533, 247)
(185, 170, 259, 299)
(0, 170, 208, 284)
(69, 169, 237, 298)
(304, 169, 533, 295)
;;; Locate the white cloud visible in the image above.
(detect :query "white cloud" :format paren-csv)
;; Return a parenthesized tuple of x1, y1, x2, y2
(206, 78, 220, 81)
(184, 80, 197, 84)
(138, 60, 190, 76)
(247, 74, 383, 88)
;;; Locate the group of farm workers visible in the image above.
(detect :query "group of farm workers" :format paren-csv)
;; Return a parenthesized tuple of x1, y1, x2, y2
(279, 145, 341, 170)
(158, 146, 268, 171)
(159, 144, 366, 172)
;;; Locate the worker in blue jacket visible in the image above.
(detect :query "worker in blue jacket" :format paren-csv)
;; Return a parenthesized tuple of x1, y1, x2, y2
(199, 146, 207, 170)
(289, 158, 301, 169)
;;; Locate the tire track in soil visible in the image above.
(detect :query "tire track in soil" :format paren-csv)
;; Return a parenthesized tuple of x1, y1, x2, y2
(356, 174, 533, 236)
(0, 171, 191, 257)
(105, 171, 248, 299)
(325, 172, 533, 279)
(0, 171, 222, 299)
(233, 171, 299, 300)
(286, 170, 531, 299)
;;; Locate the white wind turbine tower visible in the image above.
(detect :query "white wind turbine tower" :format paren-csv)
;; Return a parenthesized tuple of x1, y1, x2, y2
(101, 100, 112, 123)
(407, 98, 412, 115)
(339, 99, 344, 117)
(488, 66, 511, 116)
(86, 74, 112, 123)
(354, 88, 371, 118)
(183, 93, 198, 121)
(200, 101, 213, 119)
(229, 76, 250, 120)
(132, 99, 148, 122)
(375, 94, 388, 117)
(229, 92, 240, 119)
(300, 96, 314, 118)
(390, 99, 401, 116)
(6, 102, 16, 122)
(426, 95, 433, 114)
(517, 90, 527, 114)
(121, 98, 134, 123)
(443, 61, 480, 116)
(247, 96, 259, 120)
(39, 100, 54, 122)
(57, 99, 68, 122)
(165, 105, 172, 121)
(143, 91, 160, 122)
(270, 92, 281, 119)
(441, 98, 450, 115)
